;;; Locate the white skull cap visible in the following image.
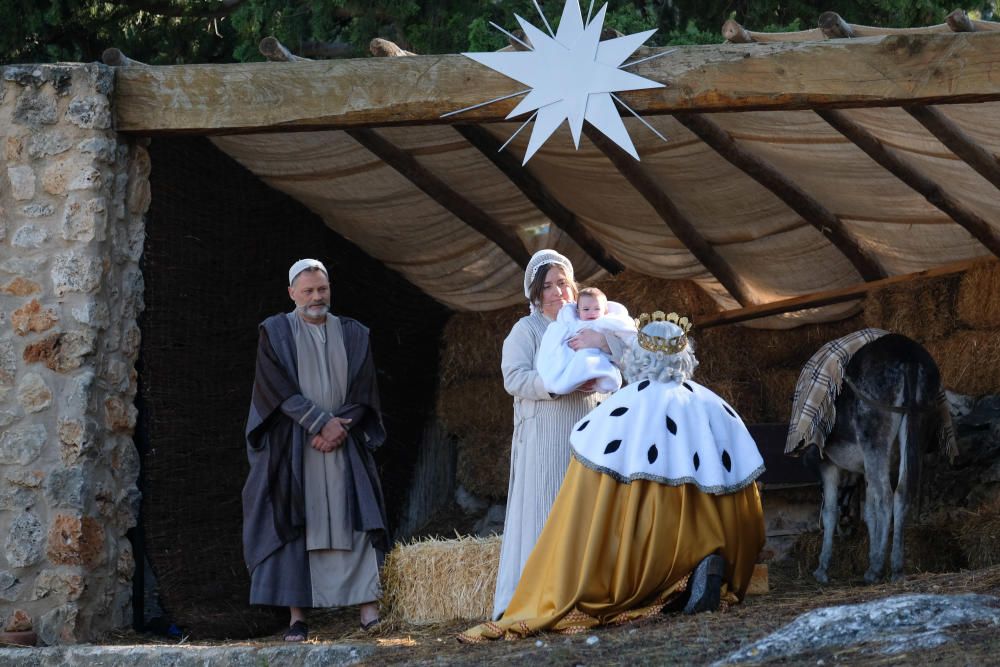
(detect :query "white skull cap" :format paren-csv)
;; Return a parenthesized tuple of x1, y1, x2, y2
(523, 249, 575, 301)
(288, 258, 328, 285)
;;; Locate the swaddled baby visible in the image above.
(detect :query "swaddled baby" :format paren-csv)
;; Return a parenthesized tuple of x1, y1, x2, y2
(537, 287, 636, 394)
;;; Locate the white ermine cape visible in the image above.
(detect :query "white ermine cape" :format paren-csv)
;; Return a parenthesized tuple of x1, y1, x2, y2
(570, 379, 765, 494)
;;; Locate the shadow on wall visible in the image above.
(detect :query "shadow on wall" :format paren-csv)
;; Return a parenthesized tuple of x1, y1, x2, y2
(138, 136, 451, 639)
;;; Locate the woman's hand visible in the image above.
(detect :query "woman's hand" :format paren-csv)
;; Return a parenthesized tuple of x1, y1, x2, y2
(568, 329, 610, 353)
(576, 379, 598, 394)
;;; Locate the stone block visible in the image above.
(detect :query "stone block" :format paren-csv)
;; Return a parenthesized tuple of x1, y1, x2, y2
(70, 301, 109, 330)
(27, 131, 72, 159)
(121, 323, 141, 359)
(104, 396, 137, 433)
(76, 137, 116, 163)
(52, 252, 103, 296)
(0, 571, 24, 602)
(6, 470, 43, 489)
(66, 96, 110, 129)
(11, 224, 49, 249)
(62, 195, 106, 242)
(120, 266, 145, 319)
(5, 609, 32, 632)
(33, 569, 85, 602)
(0, 483, 35, 511)
(110, 436, 140, 484)
(4, 512, 45, 568)
(42, 159, 102, 196)
(16, 372, 52, 413)
(46, 514, 105, 568)
(116, 539, 133, 584)
(45, 468, 86, 510)
(0, 411, 18, 428)
(4, 134, 26, 162)
(7, 165, 35, 200)
(0, 340, 16, 386)
(23, 331, 96, 373)
(21, 203, 55, 218)
(61, 371, 94, 416)
(13, 89, 57, 126)
(57, 418, 98, 466)
(0, 256, 46, 276)
(0, 278, 41, 296)
(39, 603, 78, 645)
(0, 425, 47, 465)
(12, 300, 59, 336)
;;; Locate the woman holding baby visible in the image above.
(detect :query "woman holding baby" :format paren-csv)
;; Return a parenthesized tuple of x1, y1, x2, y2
(491, 249, 631, 619)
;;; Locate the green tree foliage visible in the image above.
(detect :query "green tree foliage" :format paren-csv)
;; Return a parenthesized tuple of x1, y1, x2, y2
(0, 0, 995, 65)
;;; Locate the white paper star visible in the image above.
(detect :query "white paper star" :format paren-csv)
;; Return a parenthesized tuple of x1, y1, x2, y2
(448, 0, 669, 163)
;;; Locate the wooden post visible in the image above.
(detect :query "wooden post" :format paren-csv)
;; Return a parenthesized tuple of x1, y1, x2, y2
(259, 37, 308, 62)
(697, 257, 996, 328)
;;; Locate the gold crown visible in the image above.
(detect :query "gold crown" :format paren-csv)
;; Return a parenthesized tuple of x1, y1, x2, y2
(634, 311, 693, 354)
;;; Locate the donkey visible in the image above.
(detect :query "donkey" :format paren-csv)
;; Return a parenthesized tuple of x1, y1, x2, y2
(812, 334, 942, 584)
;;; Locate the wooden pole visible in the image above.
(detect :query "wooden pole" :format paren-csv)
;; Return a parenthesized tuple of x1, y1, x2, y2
(905, 105, 1000, 192)
(345, 128, 531, 269)
(697, 256, 995, 329)
(454, 125, 625, 275)
(673, 112, 887, 281)
(818, 109, 1000, 259)
(584, 126, 755, 307)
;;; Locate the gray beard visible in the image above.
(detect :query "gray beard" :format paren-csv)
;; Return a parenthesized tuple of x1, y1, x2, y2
(299, 303, 329, 319)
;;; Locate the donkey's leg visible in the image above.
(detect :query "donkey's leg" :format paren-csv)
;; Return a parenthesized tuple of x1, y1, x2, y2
(891, 413, 919, 581)
(814, 462, 840, 584)
(863, 419, 900, 584)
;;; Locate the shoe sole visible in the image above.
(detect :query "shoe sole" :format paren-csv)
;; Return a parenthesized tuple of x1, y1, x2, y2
(683, 554, 725, 614)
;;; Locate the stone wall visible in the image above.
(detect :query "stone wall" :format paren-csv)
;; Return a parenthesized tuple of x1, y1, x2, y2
(0, 63, 147, 643)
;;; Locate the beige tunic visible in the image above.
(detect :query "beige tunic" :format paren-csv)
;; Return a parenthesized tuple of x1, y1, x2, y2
(292, 313, 380, 607)
(492, 311, 626, 618)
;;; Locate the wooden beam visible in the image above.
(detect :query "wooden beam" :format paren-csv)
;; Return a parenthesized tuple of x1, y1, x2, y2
(101, 48, 145, 67)
(583, 126, 754, 306)
(905, 105, 1000, 192)
(817, 109, 1000, 259)
(112, 32, 1000, 134)
(698, 256, 996, 329)
(673, 113, 887, 281)
(345, 128, 530, 269)
(259, 37, 308, 62)
(454, 124, 625, 275)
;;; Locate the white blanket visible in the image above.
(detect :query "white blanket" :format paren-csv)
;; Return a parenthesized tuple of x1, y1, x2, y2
(570, 379, 765, 495)
(537, 302, 636, 394)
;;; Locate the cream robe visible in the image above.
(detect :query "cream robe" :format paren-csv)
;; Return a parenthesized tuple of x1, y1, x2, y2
(291, 313, 380, 607)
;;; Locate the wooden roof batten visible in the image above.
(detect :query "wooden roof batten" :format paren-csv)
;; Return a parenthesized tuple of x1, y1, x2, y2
(258, 37, 531, 270)
(366, 37, 625, 276)
(905, 105, 1000, 192)
(723, 9, 997, 44)
(672, 113, 887, 281)
(583, 126, 755, 307)
(817, 108, 1000, 259)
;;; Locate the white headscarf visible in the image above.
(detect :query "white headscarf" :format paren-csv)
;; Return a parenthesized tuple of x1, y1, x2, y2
(524, 249, 575, 313)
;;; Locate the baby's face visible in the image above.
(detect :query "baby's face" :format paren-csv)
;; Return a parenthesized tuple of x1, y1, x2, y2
(578, 296, 606, 321)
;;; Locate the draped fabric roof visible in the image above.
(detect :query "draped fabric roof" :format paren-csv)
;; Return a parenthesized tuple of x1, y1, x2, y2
(210, 20, 1000, 328)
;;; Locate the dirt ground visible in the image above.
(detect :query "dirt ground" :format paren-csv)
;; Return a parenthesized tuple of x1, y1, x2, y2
(107, 562, 1000, 665)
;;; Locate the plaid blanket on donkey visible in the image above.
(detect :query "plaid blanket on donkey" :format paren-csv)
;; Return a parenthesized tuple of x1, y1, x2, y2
(785, 328, 957, 461)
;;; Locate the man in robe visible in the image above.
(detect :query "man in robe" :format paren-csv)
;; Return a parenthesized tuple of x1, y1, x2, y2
(242, 259, 388, 640)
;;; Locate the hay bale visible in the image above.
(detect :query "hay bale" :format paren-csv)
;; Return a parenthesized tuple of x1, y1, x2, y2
(957, 261, 1000, 330)
(790, 519, 965, 579)
(439, 306, 523, 388)
(956, 498, 1000, 569)
(862, 275, 959, 342)
(926, 329, 1000, 396)
(437, 378, 512, 498)
(759, 368, 801, 424)
(591, 271, 721, 319)
(382, 535, 501, 624)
